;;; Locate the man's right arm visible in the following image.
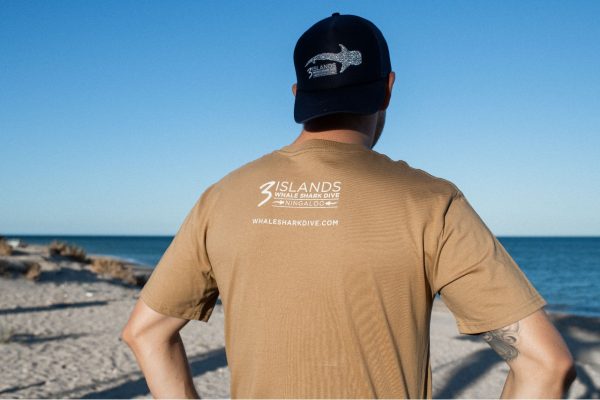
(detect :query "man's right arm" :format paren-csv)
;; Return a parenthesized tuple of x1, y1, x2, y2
(477, 308, 577, 398)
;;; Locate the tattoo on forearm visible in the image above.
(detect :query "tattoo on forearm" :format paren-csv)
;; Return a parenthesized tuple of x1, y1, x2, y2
(480, 322, 520, 362)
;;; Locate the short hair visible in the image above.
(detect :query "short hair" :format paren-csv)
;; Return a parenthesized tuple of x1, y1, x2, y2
(303, 112, 373, 132)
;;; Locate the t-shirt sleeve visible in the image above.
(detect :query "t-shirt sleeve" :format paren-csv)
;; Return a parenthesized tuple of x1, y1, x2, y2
(429, 189, 547, 334)
(139, 184, 220, 322)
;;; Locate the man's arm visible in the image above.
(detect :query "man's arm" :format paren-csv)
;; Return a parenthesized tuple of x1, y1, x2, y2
(121, 298, 201, 399)
(477, 308, 577, 398)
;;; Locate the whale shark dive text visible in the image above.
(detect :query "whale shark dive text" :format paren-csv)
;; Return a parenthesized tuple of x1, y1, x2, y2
(304, 44, 362, 78)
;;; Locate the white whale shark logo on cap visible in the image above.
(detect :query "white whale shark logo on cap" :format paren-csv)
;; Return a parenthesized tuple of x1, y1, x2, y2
(305, 44, 362, 77)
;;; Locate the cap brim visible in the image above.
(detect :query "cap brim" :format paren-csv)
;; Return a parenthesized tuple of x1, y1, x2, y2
(294, 78, 388, 124)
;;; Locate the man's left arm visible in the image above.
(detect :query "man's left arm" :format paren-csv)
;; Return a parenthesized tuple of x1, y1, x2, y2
(476, 307, 576, 398)
(121, 298, 200, 399)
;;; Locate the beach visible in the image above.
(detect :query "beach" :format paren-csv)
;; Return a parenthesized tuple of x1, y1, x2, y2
(0, 243, 598, 399)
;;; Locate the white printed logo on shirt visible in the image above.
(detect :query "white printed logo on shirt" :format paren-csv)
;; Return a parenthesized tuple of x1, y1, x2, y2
(257, 180, 342, 209)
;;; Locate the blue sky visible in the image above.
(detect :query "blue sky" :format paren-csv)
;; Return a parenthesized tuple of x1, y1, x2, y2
(1, 0, 598, 236)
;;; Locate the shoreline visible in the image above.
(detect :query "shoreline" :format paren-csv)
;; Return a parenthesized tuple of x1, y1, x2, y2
(3, 235, 164, 271)
(0, 241, 598, 398)
(5, 235, 600, 319)
(0, 240, 152, 287)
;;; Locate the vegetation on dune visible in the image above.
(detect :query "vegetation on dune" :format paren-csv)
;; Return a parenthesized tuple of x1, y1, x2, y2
(91, 257, 147, 286)
(0, 259, 42, 281)
(0, 237, 12, 256)
(0, 239, 149, 286)
(24, 262, 41, 281)
(48, 240, 88, 262)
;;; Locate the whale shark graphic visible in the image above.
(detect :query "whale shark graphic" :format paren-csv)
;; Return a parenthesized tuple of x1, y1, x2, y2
(305, 44, 362, 74)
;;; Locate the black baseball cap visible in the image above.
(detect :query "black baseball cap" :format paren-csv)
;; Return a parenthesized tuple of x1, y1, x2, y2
(293, 12, 392, 124)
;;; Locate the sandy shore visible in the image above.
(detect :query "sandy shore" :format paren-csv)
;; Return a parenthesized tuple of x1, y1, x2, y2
(0, 244, 598, 399)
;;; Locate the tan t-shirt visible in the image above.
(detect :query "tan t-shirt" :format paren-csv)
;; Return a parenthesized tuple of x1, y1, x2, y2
(140, 138, 547, 398)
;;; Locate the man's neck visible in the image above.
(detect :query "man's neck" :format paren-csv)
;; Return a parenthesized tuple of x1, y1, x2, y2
(292, 129, 372, 149)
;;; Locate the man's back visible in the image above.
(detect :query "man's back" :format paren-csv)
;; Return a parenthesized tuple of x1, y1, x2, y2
(123, 13, 574, 399)
(140, 138, 546, 398)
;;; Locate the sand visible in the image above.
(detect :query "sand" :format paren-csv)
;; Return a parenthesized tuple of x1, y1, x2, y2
(0, 244, 598, 399)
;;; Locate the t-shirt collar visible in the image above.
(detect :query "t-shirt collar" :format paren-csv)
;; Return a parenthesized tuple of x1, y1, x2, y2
(278, 138, 371, 153)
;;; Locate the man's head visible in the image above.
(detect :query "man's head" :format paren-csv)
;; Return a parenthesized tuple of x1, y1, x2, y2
(292, 13, 394, 148)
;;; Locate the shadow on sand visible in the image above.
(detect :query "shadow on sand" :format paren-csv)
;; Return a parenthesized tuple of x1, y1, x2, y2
(0, 300, 109, 315)
(10, 332, 90, 344)
(434, 312, 600, 398)
(39, 347, 228, 399)
(0, 380, 47, 396)
(36, 266, 143, 288)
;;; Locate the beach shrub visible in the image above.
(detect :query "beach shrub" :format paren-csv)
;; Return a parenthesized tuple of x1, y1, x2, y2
(24, 262, 41, 281)
(91, 257, 137, 286)
(0, 238, 12, 256)
(0, 259, 41, 280)
(48, 241, 87, 262)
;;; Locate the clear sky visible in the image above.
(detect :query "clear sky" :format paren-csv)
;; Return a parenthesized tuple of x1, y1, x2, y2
(1, 0, 598, 236)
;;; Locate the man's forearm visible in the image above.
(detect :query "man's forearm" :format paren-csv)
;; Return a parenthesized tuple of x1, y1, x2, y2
(478, 312, 576, 399)
(125, 332, 200, 399)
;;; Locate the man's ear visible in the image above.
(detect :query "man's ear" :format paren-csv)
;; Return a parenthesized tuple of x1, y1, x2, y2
(292, 83, 297, 97)
(381, 71, 395, 110)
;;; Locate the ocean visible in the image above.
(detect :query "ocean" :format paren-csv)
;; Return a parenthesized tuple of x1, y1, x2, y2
(7, 235, 600, 318)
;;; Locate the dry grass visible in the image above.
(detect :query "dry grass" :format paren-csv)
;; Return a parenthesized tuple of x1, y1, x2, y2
(0, 260, 41, 280)
(90, 257, 138, 286)
(48, 241, 87, 262)
(24, 262, 41, 281)
(0, 238, 12, 256)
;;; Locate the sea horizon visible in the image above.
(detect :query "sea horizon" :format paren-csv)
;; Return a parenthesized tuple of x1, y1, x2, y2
(4, 234, 600, 318)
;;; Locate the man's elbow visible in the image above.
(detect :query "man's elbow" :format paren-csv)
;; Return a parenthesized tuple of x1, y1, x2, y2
(120, 320, 150, 348)
(543, 350, 576, 382)
(120, 318, 180, 349)
(120, 323, 137, 347)
(513, 351, 577, 393)
(121, 299, 188, 349)
(554, 353, 577, 391)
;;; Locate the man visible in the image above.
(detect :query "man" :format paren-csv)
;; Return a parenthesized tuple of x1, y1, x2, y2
(121, 13, 576, 399)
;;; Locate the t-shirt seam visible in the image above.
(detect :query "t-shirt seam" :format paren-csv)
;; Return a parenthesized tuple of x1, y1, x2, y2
(430, 189, 462, 294)
(275, 148, 369, 156)
(199, 182, 224, 274)
(140, 289, 206, 321)
(456, 294, 546, 331)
